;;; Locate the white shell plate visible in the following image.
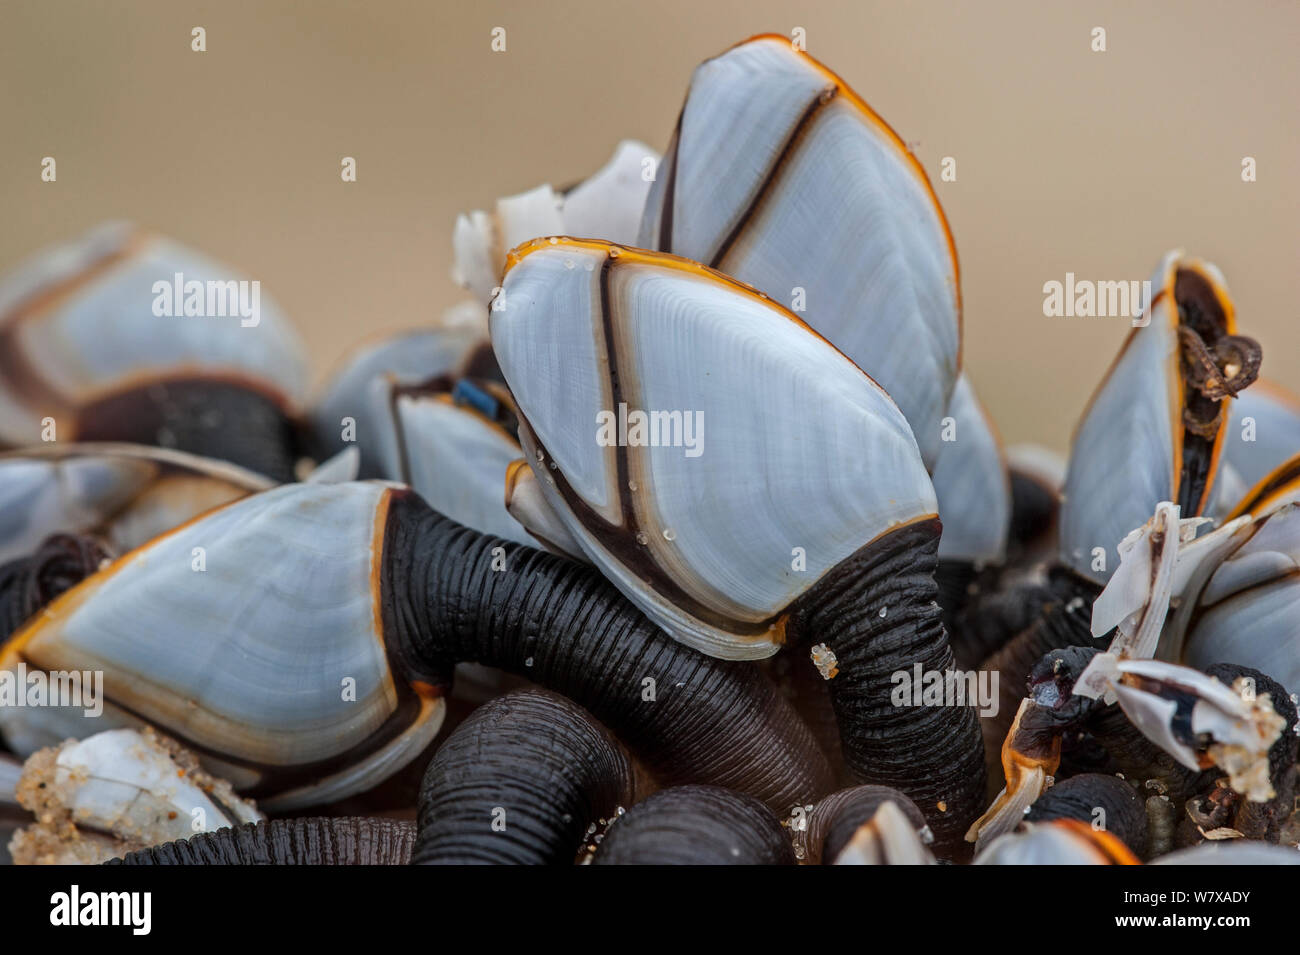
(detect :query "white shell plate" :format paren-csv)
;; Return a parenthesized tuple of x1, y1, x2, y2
(492, 242, 936, 659)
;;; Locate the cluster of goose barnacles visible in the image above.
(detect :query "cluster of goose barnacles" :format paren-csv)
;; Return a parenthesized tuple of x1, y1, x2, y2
(1, 34, 1298, 866)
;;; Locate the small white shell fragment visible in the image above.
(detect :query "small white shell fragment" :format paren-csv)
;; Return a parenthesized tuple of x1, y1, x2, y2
(1075, 657, 1286, 801)
(452, 140, 661, 304)
(453, 185, 567, 303)
(440, 298, 489, 332)
(1073, 652, 1121, 703)
(559, 139, 660, 248)
(810, 643, 839, 680)
(1089, 502, 1180, 655)
(1088, 500, 1253, 661)
(9, 728, 262, 865)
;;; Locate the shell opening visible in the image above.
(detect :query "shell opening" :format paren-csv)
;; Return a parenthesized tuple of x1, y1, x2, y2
(1173, 269, 1260, 513)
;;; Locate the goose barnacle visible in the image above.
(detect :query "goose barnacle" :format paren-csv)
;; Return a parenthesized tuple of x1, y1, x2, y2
(0, 223, 308, 480)
(490, 237, 985, 852)
(0, 480, 832, 814)
(639, 34, 961, 469)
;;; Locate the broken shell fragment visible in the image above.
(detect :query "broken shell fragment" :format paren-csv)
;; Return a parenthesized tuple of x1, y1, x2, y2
(9, 727, 261, 865)
(452, 139, 660, 302)
(1075, 656, 1286, 801)
(413, 689, 633, 865)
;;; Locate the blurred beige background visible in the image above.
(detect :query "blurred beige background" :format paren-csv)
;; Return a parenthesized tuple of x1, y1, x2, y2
(2, 0, 1296, 450)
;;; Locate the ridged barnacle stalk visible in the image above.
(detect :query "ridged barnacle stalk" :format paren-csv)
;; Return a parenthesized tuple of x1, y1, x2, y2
(413, 689, 634, 865)
(0, 533, 110, 641)
(112, 818, 417, 866)
(639, 34, 961, 471)
(0, 223, 309, 480)
(1022, 773, 1148, 858)
(0, 480, 832, 814)
(590, 785, 794, 865)
(488, 237, 984, 853)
